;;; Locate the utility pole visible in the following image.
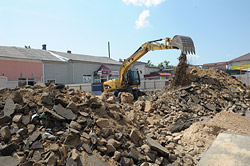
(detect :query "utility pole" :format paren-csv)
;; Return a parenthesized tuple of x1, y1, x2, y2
(108, 42, 110, 58)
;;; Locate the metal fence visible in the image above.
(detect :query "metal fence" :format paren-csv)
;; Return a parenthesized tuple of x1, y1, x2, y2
(66, 79, 170, 93)
(233, 73, 250, 87)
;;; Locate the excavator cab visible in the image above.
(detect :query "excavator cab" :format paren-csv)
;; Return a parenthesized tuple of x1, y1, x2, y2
(125, 70, 140, 87)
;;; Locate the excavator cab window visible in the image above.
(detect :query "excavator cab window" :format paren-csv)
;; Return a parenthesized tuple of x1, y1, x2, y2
(126, 70, 140, 86)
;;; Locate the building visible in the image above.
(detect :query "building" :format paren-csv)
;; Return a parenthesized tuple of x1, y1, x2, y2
(0, 46, 60, 87)
(0, 45, 121, 88)
(202, 52, 250, 87)
(44, 49, 121, 84)
(144, 72, 171, 80)
(227, 52, 250, 70)
(202, 62, 227, 70)
(125, 61, 160, 80)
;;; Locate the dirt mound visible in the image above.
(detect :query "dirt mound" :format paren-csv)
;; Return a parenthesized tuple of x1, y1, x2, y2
(182, 111, 250, 152)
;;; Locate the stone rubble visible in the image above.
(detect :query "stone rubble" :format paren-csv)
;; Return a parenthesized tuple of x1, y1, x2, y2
(0, 67, 249, 166)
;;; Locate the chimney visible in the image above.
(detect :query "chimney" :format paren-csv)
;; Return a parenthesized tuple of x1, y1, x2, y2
(42, 44, 47, 50)
(67, 50, 71, 54)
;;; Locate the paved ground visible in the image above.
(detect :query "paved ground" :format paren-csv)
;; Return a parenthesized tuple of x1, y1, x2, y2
(198, 132, 250, 166)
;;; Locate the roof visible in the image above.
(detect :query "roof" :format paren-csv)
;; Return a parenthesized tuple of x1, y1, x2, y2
(0, 46, 62, 61)
(229, 52, 250, 63)
(203, 62, 227, 66)
(0, 46, 121, 65)
(144, 72, 171, 77)
(97, 65, 111, 72)
(51, 51, 121, 65)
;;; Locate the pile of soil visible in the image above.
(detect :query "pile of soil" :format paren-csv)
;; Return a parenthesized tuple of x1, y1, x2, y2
(181, 111, 250, 151)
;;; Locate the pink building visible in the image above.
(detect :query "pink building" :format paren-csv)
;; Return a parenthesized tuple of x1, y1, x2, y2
(0, 46, 60, 87)
(0, 59, 43, 82)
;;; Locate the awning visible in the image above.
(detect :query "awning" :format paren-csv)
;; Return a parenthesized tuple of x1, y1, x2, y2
(144, 72, 171, 77)
(97, 65, 111, 72)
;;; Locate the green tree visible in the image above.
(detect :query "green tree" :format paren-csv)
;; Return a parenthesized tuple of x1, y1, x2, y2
(146, 60, 155, 67)
(157, 60, 173, 69)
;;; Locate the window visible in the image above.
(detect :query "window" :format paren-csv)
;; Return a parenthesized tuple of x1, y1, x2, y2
(18, 78, 36, 87)
(47, 80, 56, 84)
(83, 75, 92, 83)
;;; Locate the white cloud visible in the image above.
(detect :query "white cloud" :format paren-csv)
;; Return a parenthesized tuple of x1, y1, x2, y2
(122, 0, 165, 7)
(135, 10, 150, 29)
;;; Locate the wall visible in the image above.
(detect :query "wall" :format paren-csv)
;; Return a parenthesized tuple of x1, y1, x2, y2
(72, 62, 121, 84)
(233, 74, 250, 87)
(131, 64, 159, 80)
(228, 60, 250, 70)
(43, 61, 71, 84)
(44, 61, 121, 84)
(0, 76, 17, 88)
(139, 79, 169, 90)
(0, 59, 43, 81)
(66, 83, 92, 92)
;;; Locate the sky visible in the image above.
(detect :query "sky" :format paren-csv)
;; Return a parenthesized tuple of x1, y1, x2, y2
(0, 0, 250, 66)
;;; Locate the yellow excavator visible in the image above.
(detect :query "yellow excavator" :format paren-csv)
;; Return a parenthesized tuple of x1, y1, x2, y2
(103, 35, 195, 98)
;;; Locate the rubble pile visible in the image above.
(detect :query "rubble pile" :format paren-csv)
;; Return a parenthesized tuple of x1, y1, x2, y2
(128, 67, 250, 164)
(0, 67, 250, 166)
(0, 84, 152, 166)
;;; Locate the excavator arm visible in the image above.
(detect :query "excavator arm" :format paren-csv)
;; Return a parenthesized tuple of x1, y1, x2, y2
(103, 35, 195, 91)
(119, 35, 195, 86)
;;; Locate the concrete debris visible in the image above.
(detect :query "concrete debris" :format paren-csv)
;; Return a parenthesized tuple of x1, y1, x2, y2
(0, 67, 249, 165)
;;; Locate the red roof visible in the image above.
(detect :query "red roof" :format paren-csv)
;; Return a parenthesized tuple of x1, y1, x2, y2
(97, 65, 111, 72)
(144, 72, 171, 77)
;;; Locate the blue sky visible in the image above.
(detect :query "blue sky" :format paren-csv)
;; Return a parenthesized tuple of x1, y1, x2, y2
(0, 0, 249, 66)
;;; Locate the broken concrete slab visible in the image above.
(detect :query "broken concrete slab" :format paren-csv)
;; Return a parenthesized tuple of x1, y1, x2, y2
(0, 126, 11, 141)
(3, 98, 15, 117)
(27, 131, 40, 143)
(0, 156, 19, 166)
(41, 93, 54, 105)
(11, 91, 23, 104)
(96, 118, 109, 128)
(79, 154, 110, 166)
(53, 105, 76, 120)
(30, 141, 43, 150)
(204, 103, 217, 112)
(130, 129, 140, 144)
(198, 132, 250, 166)
(190, 95, 200, 104)
(146, 136, 169, 155)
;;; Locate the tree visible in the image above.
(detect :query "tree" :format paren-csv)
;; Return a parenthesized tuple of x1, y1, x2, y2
(146, 60, 155, 67)
(157, 60, 173, 69)
(163, 60, 170, 68)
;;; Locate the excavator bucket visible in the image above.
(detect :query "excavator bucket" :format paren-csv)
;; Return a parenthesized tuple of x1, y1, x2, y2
(170, 35, 195, 54)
